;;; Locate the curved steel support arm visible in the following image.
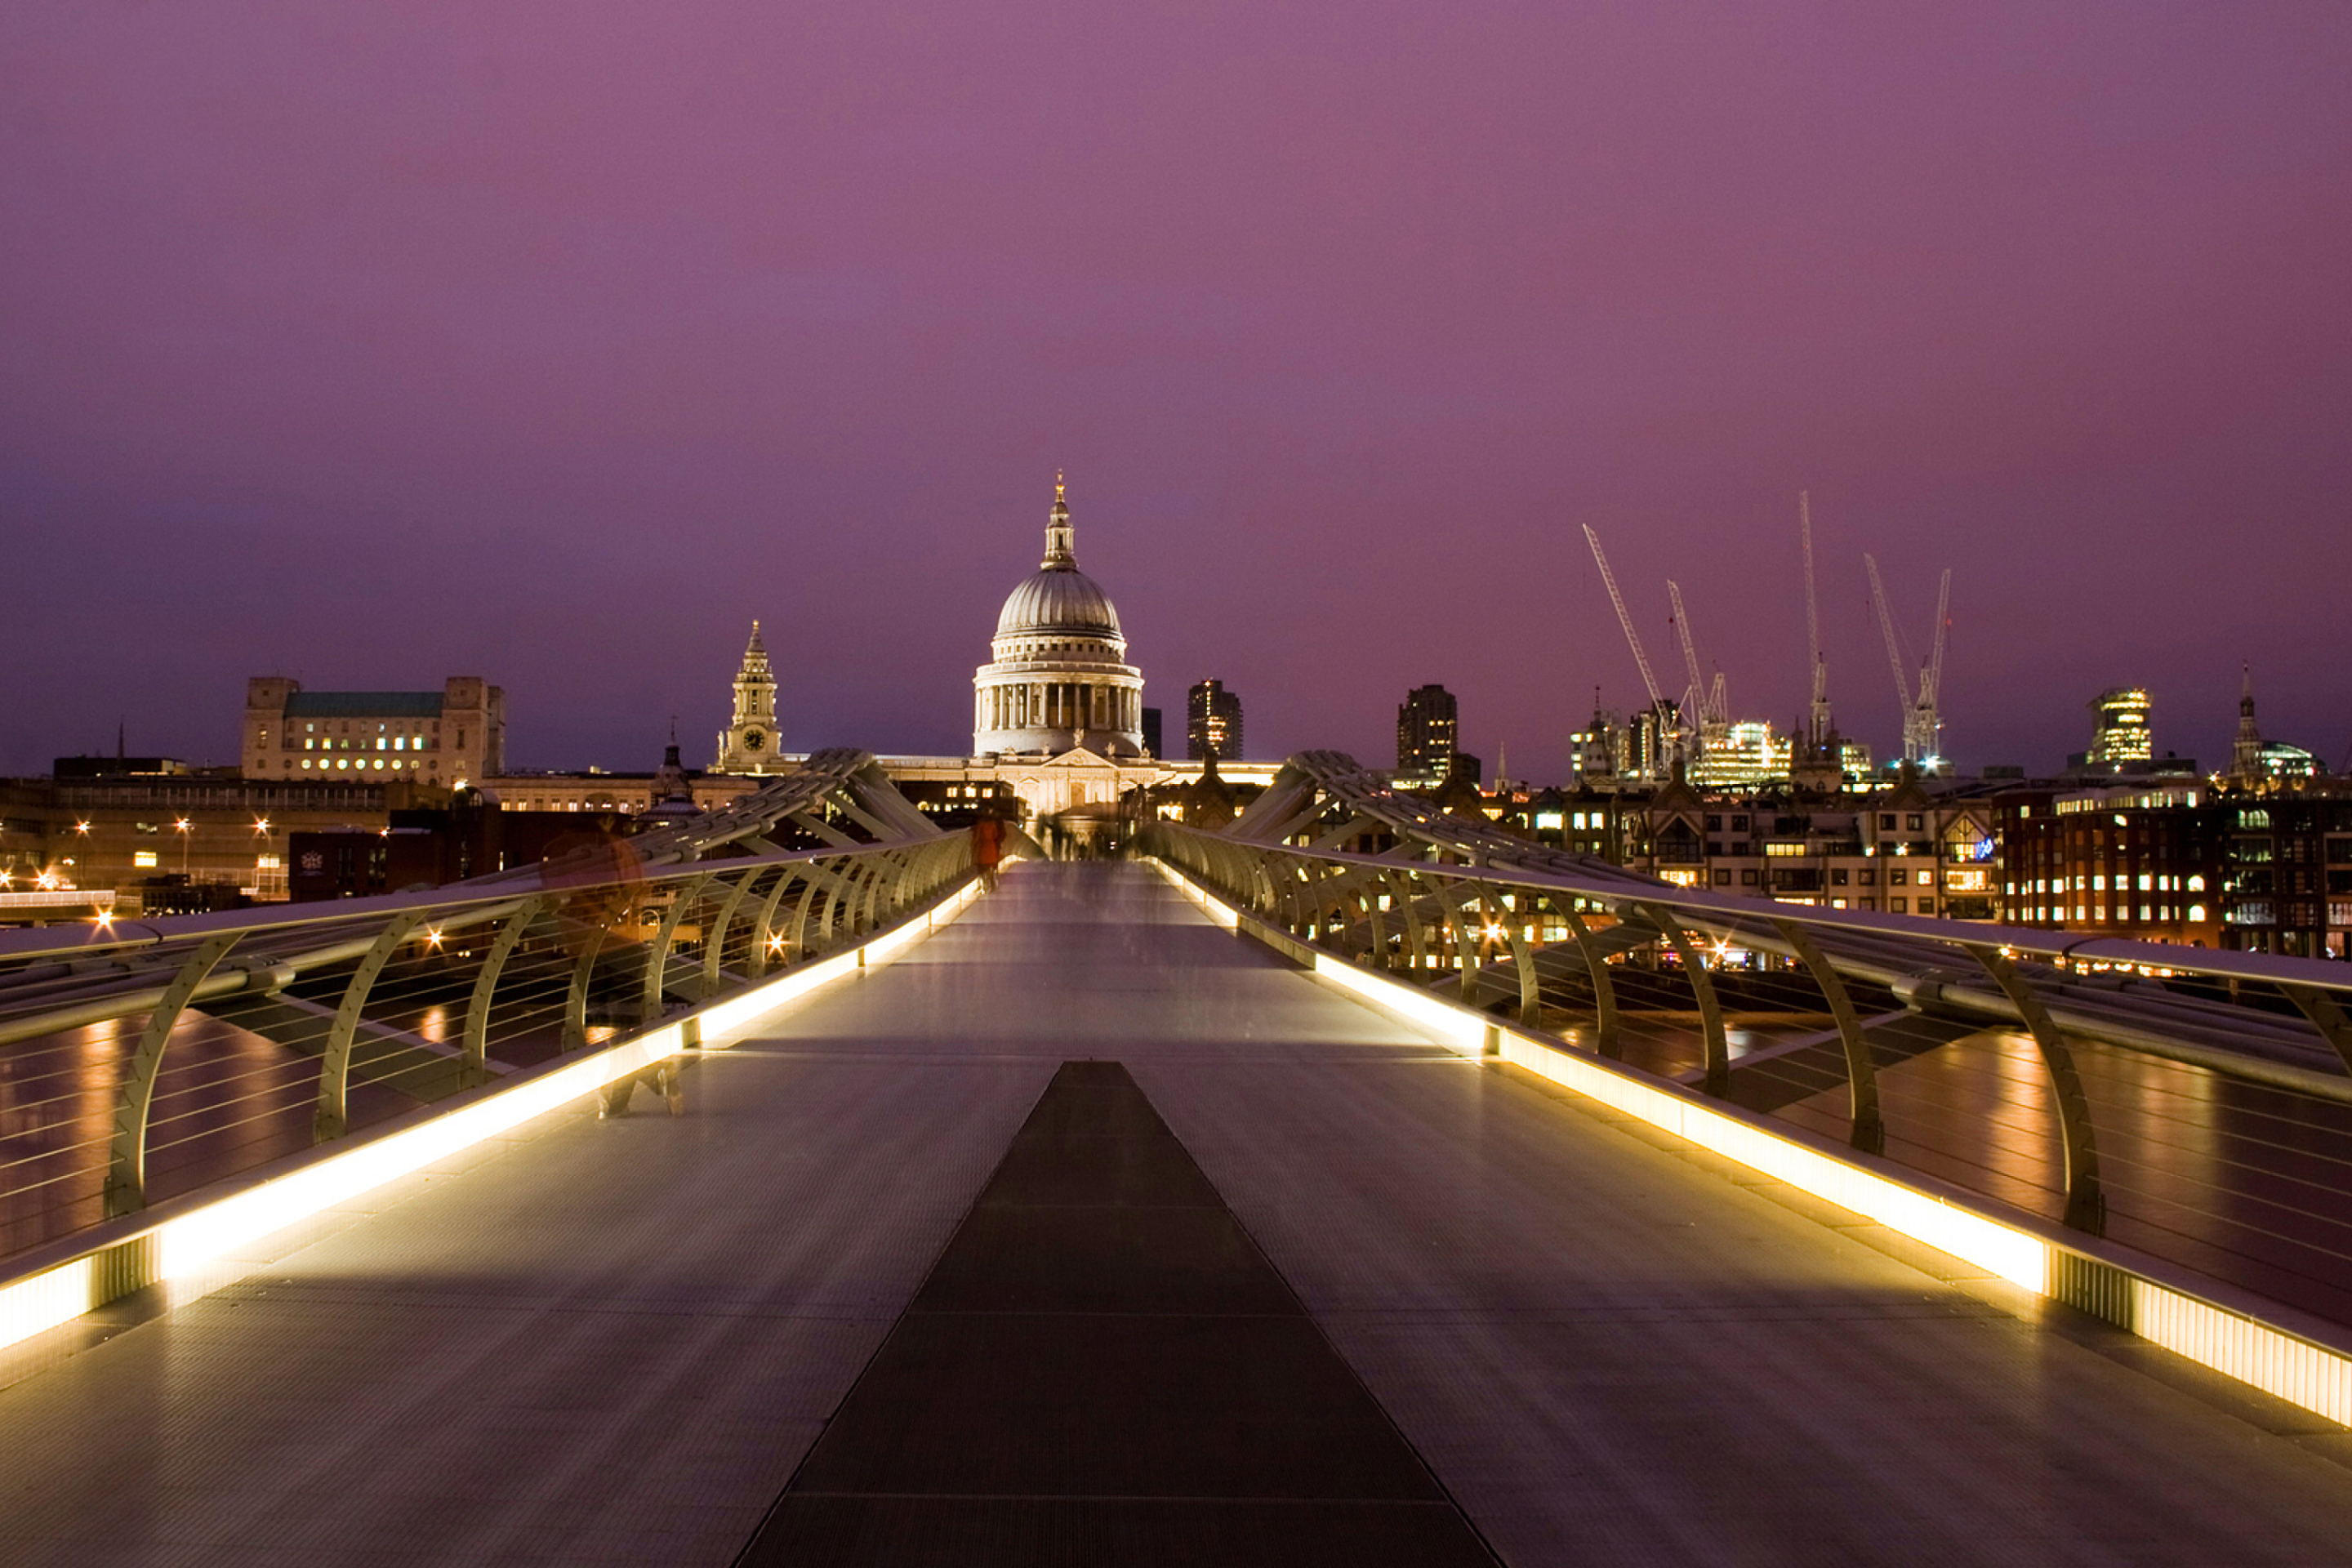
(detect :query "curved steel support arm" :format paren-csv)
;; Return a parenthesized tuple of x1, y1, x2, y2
(1644, 902, 1728, 1094)
(702, 870, 760, 990)
(641, 872, 715, 1021)
(1562, 906, 1620, 1059)
(2281, 984, 2352, 1078)
(1967, 943, 2104, 1234)
(315, 910, 427, 1142)
(461, 898, 544, 1089)
(1775, 917, 1882, 1153)
(106, 933, 242, 1217)
(564, 928, 609, 1053)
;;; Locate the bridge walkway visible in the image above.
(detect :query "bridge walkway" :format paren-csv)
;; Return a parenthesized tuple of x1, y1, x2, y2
(0, 861, 2349, 1564)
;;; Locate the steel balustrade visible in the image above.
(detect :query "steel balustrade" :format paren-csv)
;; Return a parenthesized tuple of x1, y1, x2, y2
(0, 760, 974, 1262)
(1143, 750, 2352, 1329)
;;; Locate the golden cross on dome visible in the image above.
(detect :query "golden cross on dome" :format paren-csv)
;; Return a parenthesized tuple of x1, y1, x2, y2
(1055, 470, 1066, 504)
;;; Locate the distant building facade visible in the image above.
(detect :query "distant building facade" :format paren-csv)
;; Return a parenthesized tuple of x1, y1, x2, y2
(244, 677, 505, 786)
(1993, 783, 2225, 947)
(1396, 684, 1458, 777)
(1187, 679, 1243, 761)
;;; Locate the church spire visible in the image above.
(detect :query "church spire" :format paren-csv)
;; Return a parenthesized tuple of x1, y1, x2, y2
(2232, 661, 2265, 782)
(1042, 470, 1076, 569)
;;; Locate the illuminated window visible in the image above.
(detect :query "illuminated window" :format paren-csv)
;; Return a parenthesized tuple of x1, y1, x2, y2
(133, 851, 158, 867)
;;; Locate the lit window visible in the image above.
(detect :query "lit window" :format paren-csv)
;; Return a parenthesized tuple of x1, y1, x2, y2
(133, 851, 158, 867)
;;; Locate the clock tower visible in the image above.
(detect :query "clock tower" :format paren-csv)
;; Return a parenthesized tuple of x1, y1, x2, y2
(714, 620, 784, 773)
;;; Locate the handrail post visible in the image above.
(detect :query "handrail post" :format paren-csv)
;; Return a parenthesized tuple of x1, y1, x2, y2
(748, 870, 799, 976)
(105, 933, 241, 1217)
(1968, 943, 2105, 1233)
(1389, 871, 1428, 976)
(564, 929, 608, 1052)
(1645, 902, 1728, 1094)
(1489, 884, 1540, 1026)
(1562, 906, 1620, 1058)
(641, 871, 715, 1023)
(461, 898, 543, 1089)
(1775, 918, 1882, 1153)
(2281, 983, 2352, 1077)
(702, 869, 760, 991)
(315, 910, 427, 1142)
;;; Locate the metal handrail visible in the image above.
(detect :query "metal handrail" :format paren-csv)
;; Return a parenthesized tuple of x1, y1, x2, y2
(1147, 786, 2352, 1325)
(0, 821, 974, 1262)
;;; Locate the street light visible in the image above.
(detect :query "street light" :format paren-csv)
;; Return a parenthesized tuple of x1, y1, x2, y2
(175, 817, 192, 876)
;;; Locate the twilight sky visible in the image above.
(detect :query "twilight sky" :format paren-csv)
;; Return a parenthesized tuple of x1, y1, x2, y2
(3, 2, 2347, 780)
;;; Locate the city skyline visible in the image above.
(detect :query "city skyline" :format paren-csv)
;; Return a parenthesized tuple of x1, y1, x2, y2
(4, 5, 2347, 779)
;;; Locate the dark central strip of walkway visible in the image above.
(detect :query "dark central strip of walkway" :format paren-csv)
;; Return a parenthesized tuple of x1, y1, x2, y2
(737, 1059, 1495, 1566)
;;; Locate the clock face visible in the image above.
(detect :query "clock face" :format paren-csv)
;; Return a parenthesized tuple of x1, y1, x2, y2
(743, 729, 766, 751)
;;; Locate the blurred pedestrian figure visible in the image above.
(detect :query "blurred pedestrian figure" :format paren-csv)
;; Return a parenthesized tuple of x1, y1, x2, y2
(972, 810, 1004, 892)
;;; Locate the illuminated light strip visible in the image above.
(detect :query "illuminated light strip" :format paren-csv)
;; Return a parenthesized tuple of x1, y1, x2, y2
(1493, 1035, 2044, 1291)
(1142, 856, 1238, 930)
(0, 1256, 95, 1352)
(1152, 853, 2352, 1428)
(0, 874, 986, 1354)
(1312, 954, 1487, 1055)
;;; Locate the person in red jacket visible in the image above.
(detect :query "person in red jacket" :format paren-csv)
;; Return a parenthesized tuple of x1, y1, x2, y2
(971, 811, 1004, 891)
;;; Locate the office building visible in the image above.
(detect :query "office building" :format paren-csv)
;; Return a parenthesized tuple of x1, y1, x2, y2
(1186, 679, 1244, 761)
(244, 677, 505, 786)
(1396, 684, 1458, 777)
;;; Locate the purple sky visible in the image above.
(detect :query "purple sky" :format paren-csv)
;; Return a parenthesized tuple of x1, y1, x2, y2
(5, 2, 2348, 780)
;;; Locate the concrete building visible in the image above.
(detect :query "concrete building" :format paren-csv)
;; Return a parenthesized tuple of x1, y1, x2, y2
(244, 677, 505, 786)
(1396, 684, 1458, 777)
(1186, 679, 1243, 761)
(0, 774, 432, 919)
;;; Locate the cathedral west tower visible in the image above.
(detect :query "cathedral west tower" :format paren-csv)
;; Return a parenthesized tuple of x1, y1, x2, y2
(714, 620, 785, 773)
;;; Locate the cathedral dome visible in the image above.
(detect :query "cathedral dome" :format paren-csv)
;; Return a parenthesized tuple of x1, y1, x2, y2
(972, 474, 1147, 760)
(996, 567, 1123, 640)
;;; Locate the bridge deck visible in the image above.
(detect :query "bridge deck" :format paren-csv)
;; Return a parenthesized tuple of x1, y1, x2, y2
(2, 861, 2350, 1564)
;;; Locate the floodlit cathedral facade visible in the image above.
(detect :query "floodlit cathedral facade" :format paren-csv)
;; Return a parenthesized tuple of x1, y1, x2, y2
(973, 475, 1147, 759)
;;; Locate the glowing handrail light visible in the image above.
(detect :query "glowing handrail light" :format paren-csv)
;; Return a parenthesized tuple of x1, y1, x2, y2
(0, 870, 989, 1355)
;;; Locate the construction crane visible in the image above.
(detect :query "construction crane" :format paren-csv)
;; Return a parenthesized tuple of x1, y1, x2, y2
(1584, 525, 1682, 772)
(1865, 554, 1952, 767)
(1799, 492, 1829, 743)
(1666, 580, 1728, 737)
(1918, 568, 1951, 764)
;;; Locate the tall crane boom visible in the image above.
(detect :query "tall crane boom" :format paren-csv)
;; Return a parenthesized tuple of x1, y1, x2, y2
(1667, 580, 1706, 719)
(1864, 553, 1916, 759)
(1584, 525, 1665, 710)
(1919, 567, 1952, 760)
(1800, 492, 1829, 739)
(1865, 554, 1953, 765)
